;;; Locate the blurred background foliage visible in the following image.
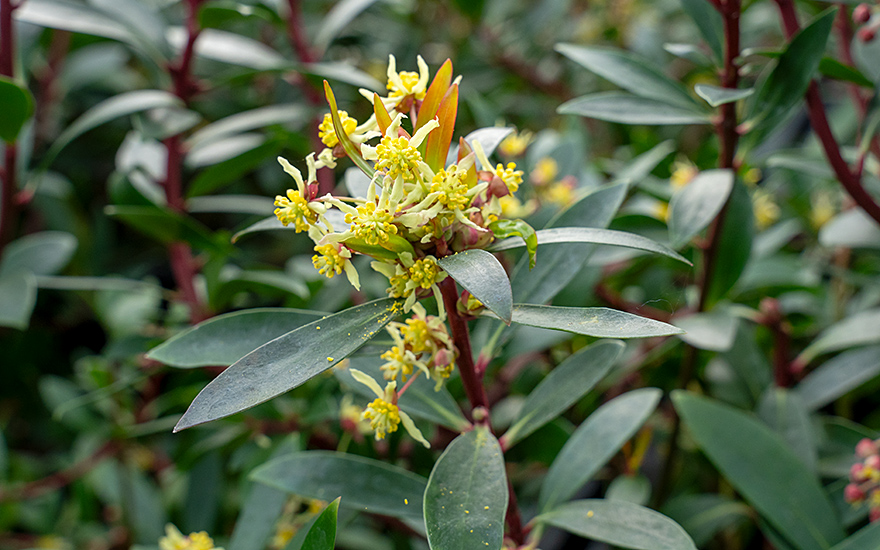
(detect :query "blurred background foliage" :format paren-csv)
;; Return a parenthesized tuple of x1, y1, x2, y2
(2, 0, 880, 548)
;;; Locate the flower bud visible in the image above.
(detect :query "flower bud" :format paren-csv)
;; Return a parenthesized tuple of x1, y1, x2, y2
(855, 4, 872, 24)
(845, 483, 866, 503)
(852, 462, 867, 481)
(866, 455, 880, 470)
(871, 506, 880, 523)
(858, 438, 879, 458)
(859, 26, 877, 42)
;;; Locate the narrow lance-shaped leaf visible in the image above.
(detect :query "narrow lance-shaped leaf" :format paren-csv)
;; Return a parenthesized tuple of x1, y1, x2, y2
(535, 500, 697, 550)
(438, 249, 512, 325)
(491, 227, 691, 265)
(373, 92, 392, 134)
(251, 451, 427, 520)
(174, 298, 405, 431)
(539, 388, 662, 511)
(324, 80, 375, 177)
(667, 169, 735, 249)
(0, 77, 34, 143)
(424, 83, 458, 171)
(795, 345, 880, 411)
(558, 92, 712, 126)
(695, 84, 754, 107)
(313, 0, 378, 53)
(672, 391, 846, 550)
(424, 426, 508, 550)
(147, 308, 326, 368)
(300, 498, 340, 550)
(555, 44, 703, 110)
(507, 305, 683, 339)
(416, 58, 452, 132)
(502, 340, 625, 448)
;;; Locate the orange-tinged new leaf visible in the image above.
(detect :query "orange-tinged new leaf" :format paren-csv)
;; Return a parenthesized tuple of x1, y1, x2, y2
(324, 80, 375, 177)
(459, 137, 478, 188)
(374, 93, 393, 135)
(424, 84, 458, 172)
(416, 59, 452, 132)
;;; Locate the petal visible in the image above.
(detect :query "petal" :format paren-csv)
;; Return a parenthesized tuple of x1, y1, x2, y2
(277, 156, 305, 191)
(399, 410, 430, 448)
(410, 118, 439, 148)
(350, 369, 384, 398)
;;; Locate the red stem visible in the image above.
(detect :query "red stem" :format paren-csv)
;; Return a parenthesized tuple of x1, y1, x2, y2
(438, 278, 488, 414)
(0, 0, 18, 253)
(163, 0, 209, 323)
(774, 0, 880, 226)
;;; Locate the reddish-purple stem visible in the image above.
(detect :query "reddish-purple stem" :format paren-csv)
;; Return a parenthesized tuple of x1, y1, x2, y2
(0, 0, 18, 252)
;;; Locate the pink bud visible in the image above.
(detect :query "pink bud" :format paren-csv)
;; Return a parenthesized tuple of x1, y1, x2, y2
(856, 438, 878, 458)
(855, 4, 872, 24)
(859, 26, 877, 42)
(845, 483, 866, 503)
(432, 348, 452, 368)
(852, 462, 867, 481)
(871, 507, 880, 523)
(867, 455, 880, 470)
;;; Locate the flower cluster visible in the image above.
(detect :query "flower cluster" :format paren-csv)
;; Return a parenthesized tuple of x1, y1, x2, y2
(273, 55, 536, 446)
(273, 55, 531, 316)
(380, 303, 457, 390)
(844, 437, 880, 521)
(159, 525, 223, 550)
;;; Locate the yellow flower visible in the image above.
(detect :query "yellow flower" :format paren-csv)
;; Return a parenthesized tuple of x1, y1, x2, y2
(542, 180, 575, 207)
(386, 55, 429, 101)
(498, 130, 533, 157)
(375, 135, 424, 182)
(159, 525, 223, 550)
(810, 190, 836, 229)
(473, 141, 524, 193)
(752, 189, 780, 230)
(670, 160, 698, 189)
(380, 345, 418, 381)
(408, 257, 442, 290)
(346, 201, 398, 246)
(430, 166, 471, 210)
(275, 188, 317, 232)
(312, 242, 360, 290)
(318, 110, 358, 148)
(531, 157, 559, 186)
(350, 369, 430, 447)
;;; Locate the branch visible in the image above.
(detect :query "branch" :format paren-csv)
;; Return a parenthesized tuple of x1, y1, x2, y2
(774, 0, 880, 226)
(0, 0, 19, 252)
(438, 278, 488, 415)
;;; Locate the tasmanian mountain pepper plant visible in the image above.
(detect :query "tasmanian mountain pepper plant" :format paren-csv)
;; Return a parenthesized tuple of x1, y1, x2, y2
(4, 0, 880, 549)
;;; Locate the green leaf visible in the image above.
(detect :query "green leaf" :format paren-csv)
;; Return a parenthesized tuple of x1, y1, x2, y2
(694, 84, 754, 107)
(424, 426, 508, 550)
(795, 346, 880, 410)
(104, 205, 224, 253)
(667, 169, 735, 249)
(461, 127, 514, 163)
(33, 275, 160, 293)
(232, 215, 296, 243)
(756, 388, 817, 472)
(186, 134, 267, 168)
(188, 141, 284, 197)
(704, 182, 752, 306)
(507, 305, 683, 339)
(168, 27, 287, 69)
(0, 231, 77, 277)
(511, 182, 627, 304)
(819, 209, 880, 249)
(798, 308, 880, 364)
(187, 104, 308, 148)
(555, 44, 702, 109)
(662, 494, 751, 548)
(251, 451, 427, 520)
(491, 227, 691, 265)
(324, 81, 376, 177)
(15, 0, 145, 46)
(829, 521, 880, 550)
(664, 43, 714, 67)
(173, 298, 405, 431)
(336, 357, 469, 431)
(819, 57, 874, 88)
(437, 249, 512, 324)
(613, 140, 676, 184)
(558, 92, 711, 125)
(148, 308, 324, 368)
(187, 195, 274, 215)
(0, 271, 37, 330)
(744, 9, 836, 136)
(539, 388, 662, 511)
(0, 77, 34, 143)
(672, 310, 738, 351)
(42, 90, 181, 169)
(606, 475, 651, 506)
(488, 219, 538, 269)
(314, 0, 379, 53)
(672, 391, 846, 550)
(228, 483, 289, 550)
(680, 0, 723, 62)
(535, 500, 696, 550)
(301, 497, 340, 550)
(501, 340, 624, 448)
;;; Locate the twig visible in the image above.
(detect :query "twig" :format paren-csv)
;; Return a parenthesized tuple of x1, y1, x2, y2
(0, 0, 19, 252)
(0, 441, 119, 502)
(758, 298, 793, 387)
(774, 0, 880, 226)
(438, 278, 488, 415)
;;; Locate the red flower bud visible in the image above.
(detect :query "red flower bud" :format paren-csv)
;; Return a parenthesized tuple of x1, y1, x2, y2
(845, 483, 866, 503)
(852, 462, 867, 481)
(857, 438, 878, 458)
(871, 507, 880, 523)
(855, 4, 872, 24)
(859, 26, 877, 42)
